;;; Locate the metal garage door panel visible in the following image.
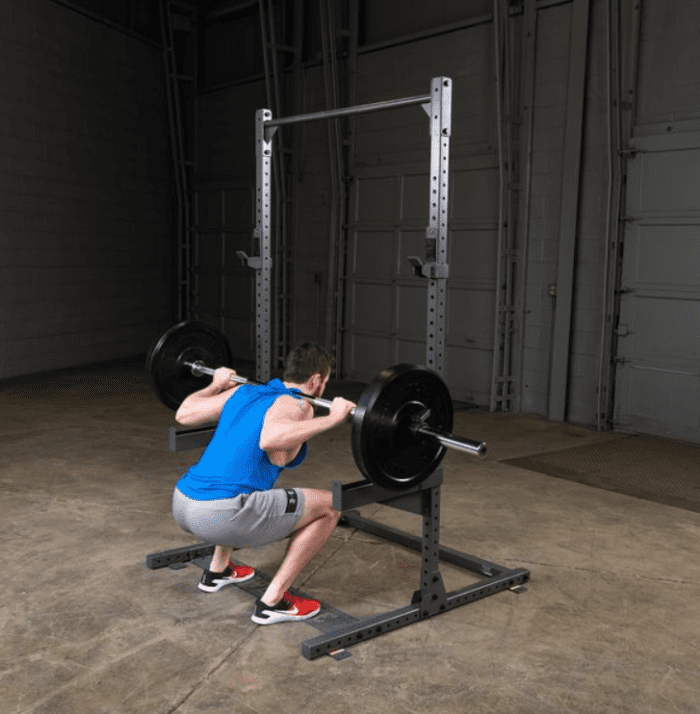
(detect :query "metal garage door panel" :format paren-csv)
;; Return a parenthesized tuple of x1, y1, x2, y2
(350, 282, 394, 332)
(197, 189, 222, 228)
(448, 288, 495, 346)
(401, 174, 428, 222)
(632, 224, 700, 288)
(446, 344, 493, 405)
(348, 333, 393, 376)
(222, 187, 252, 228)
(344, 174, 397, 378)
(613, 137, 700, 444)
(636, 150, 700, 213)
(449, 229, 498, 283)
(396, 338, 429, 366)
(396, 284, 427, 336)
(356, 176, 397, 223)
(615, 364, 700, 443)
(617, 295, 699, 361)
(451, 167, 500, 223)
(353, 230, 396, 276)
(398, 230, 427, 277)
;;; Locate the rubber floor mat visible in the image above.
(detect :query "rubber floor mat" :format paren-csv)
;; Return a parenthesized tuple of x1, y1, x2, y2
(505, 434, 700, 513)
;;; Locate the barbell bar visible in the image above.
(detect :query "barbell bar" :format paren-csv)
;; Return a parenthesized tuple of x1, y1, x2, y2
(186, 359, 338, 412)
(147, 321, 487, 490)
(185, 358, 486, 459)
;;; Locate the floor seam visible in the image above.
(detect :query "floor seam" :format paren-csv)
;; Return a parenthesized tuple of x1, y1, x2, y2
(165, 624, 258, 714)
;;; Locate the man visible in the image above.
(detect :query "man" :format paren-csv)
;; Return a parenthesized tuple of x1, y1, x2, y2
(171, 342, 356, 625)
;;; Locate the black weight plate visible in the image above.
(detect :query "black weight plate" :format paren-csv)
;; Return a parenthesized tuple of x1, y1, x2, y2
(351, 364, 454, 490)
(146, 321, 233, 410)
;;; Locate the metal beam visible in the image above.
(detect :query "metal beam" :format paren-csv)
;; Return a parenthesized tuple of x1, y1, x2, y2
(548, 0, 591, 422)
(265, 94, 431, 128)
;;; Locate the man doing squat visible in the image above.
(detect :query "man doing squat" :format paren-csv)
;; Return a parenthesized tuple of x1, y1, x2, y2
(171, 343, 355, 625)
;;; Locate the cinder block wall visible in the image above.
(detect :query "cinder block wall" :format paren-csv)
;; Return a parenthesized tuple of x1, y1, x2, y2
(0, 1, 174, 379)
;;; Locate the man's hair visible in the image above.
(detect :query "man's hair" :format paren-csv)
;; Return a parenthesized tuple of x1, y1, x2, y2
(283, 342, 334, 384)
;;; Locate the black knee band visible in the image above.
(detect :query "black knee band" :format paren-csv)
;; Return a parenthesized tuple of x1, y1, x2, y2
(284, 488, 298, 514)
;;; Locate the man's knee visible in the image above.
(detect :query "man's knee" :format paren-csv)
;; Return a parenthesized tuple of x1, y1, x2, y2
(300, 488, 337, 521)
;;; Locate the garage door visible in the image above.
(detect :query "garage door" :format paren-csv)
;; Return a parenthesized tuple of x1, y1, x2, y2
(613, 132, 700, 444)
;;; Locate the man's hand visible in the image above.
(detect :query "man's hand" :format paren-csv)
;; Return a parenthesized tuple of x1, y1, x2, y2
(212, 367, 238, 392)
(175, 367, 240, 426)
(327, 397, 356, 426)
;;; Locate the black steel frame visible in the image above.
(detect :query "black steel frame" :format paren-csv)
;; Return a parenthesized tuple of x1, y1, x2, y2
(302, 467, 530, 659)
(146, 467, 529, 660)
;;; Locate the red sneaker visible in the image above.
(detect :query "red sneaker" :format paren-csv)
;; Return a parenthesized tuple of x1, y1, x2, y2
(229, 563, 256, 582)
(251, 593, 321, 625)
(283, 592, 321, 617)
(198, 563, 256, 592)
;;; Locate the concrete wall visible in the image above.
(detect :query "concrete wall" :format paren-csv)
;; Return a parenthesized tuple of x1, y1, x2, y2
(0, 0, 174, 379)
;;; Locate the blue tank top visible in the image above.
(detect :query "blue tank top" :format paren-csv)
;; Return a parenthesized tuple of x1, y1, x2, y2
(175, 379, 308, 500)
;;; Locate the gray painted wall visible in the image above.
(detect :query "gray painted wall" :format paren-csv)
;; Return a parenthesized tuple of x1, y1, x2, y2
(0, 0, 174, 379)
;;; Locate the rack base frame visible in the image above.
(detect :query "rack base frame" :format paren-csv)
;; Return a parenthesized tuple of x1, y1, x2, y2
(146, 468, 530, 660)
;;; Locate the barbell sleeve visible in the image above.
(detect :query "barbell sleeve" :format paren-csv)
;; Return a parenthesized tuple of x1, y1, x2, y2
(414, 425, 487, 457)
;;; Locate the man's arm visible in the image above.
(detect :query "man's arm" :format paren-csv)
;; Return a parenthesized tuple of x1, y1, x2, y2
(175, 368, 239, 426)
(259, 395, 355, 452)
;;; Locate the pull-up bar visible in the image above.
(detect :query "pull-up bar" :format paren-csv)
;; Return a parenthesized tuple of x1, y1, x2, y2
(265, 93, 432, 128)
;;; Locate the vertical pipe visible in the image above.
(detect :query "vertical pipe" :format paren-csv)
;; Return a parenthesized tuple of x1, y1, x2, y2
(490, 0, 505, 411)
(287, 0, 305, 358)
(168, 7, 191, 318)
(503, 4, 515, 410)
(192, 5, 200, 321)
(515, 0, 538, 414)
(320, 0, 345, 358)
(336, 0, 361, 377)
(193, 192, 199, 319)
(158, 0, 184, 320)
(266, 0, 286, 369)
(258, 0, 273, 117)
(220, 188, 226, 335)
(597, 0, 615, 430)
(331, 0, 346, 365)
(597, 0, 640, 430)
(547, 0, 591, 422)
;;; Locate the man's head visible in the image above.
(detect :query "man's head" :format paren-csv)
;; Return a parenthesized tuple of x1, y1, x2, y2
(283, 343, 334, 393)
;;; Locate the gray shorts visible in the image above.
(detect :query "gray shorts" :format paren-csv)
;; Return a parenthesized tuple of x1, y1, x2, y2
(172, 487, 306, 548)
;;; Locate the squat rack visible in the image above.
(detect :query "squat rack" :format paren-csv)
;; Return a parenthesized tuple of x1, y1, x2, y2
(150, 78, 530, 659)
(237, 76, 453, 382)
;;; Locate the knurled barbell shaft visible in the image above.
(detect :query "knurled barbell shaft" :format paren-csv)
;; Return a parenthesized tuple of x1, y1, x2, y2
(185, 359, 486, 458)
(186, 360, 341, 413)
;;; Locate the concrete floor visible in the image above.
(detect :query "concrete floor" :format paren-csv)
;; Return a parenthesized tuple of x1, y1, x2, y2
(1, 359, 699, 714)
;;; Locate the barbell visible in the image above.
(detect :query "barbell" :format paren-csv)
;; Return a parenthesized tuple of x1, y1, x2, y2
(147, 321, 487, 490)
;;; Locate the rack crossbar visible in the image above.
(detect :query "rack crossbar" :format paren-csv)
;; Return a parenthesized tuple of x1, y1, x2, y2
(265, 94, 431, 127)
